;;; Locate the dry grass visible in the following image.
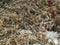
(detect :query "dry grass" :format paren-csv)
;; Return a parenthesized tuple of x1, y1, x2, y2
(0, 0, 60, 45)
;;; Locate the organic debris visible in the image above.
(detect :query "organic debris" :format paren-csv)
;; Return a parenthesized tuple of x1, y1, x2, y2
(0, 0, 60, 45)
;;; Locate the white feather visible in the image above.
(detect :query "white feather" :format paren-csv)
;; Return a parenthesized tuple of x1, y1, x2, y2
(44, 31, 59, 45)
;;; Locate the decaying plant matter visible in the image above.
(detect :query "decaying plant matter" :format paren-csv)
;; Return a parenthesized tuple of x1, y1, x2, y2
(0, 0, 60, 45)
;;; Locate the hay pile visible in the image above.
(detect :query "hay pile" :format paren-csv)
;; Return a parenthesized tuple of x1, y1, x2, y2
(0, 0, 60, 45)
